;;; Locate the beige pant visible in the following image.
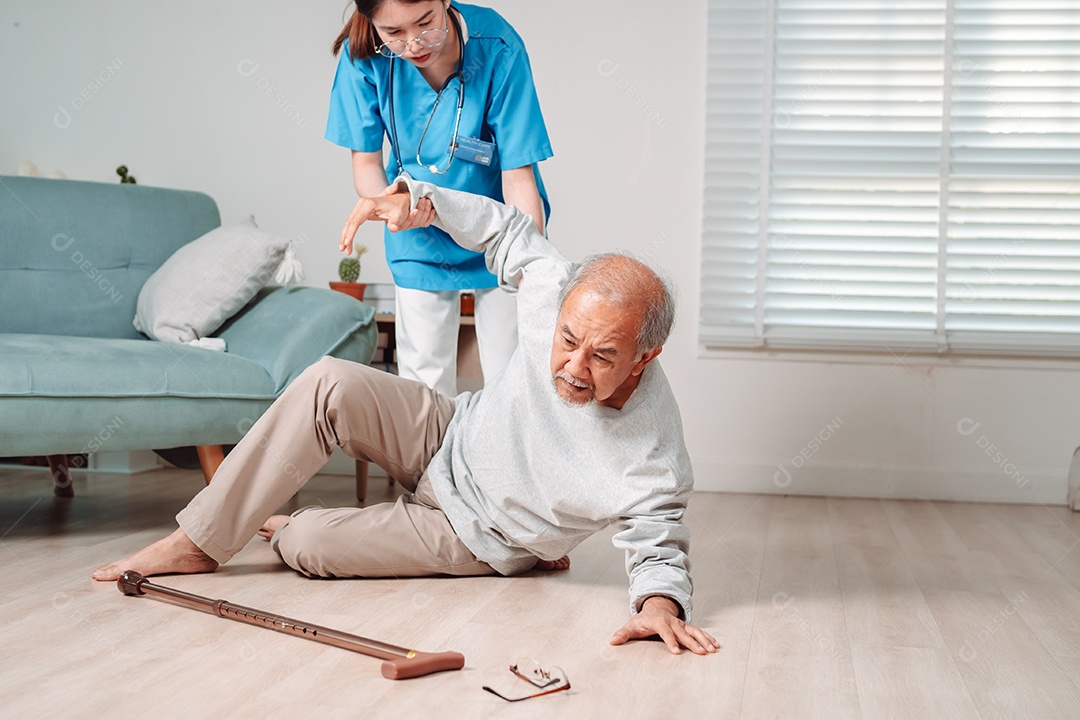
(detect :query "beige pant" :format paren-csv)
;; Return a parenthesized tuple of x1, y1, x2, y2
(176, 356, 496, 578)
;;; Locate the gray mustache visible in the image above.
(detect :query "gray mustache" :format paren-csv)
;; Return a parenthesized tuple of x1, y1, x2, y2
(555, 371, 589, 389)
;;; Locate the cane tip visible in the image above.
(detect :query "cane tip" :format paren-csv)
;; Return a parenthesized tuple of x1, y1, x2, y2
(117, 570, 147, 596)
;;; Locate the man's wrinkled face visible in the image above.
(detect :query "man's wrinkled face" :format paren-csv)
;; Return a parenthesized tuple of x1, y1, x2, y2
(549, 289, 659, 409)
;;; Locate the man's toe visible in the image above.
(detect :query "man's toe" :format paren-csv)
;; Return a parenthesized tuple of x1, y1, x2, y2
(91, 563, 119, 581)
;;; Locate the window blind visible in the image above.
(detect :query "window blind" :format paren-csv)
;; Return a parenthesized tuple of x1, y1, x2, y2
(701, 0, 1080, 356)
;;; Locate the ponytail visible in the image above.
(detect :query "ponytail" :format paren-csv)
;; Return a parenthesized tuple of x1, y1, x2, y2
(332, 0, 434, 60)
(332, 9, 378, 60)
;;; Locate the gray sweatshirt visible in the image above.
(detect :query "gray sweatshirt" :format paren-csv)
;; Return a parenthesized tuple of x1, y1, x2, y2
(400, 175, 695, 621)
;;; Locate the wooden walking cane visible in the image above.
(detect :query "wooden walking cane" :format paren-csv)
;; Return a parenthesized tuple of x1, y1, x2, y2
(117, 571, 464, 679)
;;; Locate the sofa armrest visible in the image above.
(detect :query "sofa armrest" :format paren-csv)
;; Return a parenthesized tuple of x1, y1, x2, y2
(216, 286, 377, 393)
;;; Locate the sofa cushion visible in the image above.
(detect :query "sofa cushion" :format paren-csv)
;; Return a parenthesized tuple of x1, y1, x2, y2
(0, 334, 277, 399)
(216, 286, 377, 393)
(134, 217, 290, 344)
(0, 396, 278, 456)
(0, 176, 220, 340)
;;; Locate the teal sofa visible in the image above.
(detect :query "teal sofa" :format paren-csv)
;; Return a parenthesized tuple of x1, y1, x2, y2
(0, 176, 377, 494)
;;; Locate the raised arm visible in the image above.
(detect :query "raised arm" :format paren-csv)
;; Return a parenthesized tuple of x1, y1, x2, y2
(340, 174, 565, 291)
(341, 151, 435, 240)
(339, 184, 416, 252)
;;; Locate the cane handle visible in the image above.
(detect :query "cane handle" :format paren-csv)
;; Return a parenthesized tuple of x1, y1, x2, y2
(381, 651, 465, 679)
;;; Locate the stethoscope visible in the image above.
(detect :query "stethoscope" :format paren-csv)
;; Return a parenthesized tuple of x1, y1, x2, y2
(387, 8, 466, 176)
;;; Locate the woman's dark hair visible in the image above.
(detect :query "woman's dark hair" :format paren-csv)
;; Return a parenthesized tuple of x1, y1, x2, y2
(333, 0, 432, 60)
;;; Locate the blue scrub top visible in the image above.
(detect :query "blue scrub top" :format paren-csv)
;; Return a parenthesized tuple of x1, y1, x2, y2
(326, 2, 553, 291)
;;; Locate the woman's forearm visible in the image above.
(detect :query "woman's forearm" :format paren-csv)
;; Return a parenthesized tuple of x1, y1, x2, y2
(501, 165, 545, 235)
(352, 150, 389, 197)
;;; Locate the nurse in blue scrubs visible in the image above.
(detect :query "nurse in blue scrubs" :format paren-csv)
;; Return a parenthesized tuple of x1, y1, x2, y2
(328, 0, 552, 396)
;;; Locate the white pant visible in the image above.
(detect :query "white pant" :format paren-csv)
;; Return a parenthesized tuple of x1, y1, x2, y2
(394, 285, 518, 396)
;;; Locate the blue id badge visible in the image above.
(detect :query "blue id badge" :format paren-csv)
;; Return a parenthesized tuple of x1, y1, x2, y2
(455, 136, 495, 166)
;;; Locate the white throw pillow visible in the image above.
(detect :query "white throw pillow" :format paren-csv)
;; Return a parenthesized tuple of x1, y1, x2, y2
(134, 217, 290, 344)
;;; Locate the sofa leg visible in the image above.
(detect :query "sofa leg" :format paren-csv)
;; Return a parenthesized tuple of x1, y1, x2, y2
(356, 460, 368, 503)
(196, 445, 225, 485)
(47, 455, 74, 497)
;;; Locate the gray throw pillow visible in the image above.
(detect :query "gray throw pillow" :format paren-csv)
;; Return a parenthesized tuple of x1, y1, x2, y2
(134, 217, 289, 344)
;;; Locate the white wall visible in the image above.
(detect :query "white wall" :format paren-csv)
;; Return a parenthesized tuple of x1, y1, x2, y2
(4, 0, 1079, 503)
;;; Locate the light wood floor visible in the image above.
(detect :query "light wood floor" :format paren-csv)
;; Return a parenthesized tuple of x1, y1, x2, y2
(2, 466, 1080, 719)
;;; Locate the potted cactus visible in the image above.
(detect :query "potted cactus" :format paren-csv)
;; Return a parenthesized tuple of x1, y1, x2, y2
(329, 244, 368, 301)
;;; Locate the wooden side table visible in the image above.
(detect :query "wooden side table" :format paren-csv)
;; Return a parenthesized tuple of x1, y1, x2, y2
(372, 312, 397, 370)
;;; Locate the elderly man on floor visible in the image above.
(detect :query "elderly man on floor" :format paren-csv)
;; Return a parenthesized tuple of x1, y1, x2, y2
(94, 176, 717, 656)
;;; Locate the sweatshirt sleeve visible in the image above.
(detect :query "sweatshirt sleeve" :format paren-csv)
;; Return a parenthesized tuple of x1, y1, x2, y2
(611, 485, 694, 623)
(396, 173, 566, 290)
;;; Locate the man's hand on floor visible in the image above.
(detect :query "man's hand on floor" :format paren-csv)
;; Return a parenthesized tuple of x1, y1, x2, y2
(609, 596, 719, 655)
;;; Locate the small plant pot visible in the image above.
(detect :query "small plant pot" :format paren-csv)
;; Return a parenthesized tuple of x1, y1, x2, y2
(460, 292, 475, 316)
(329, 281, 366, 301)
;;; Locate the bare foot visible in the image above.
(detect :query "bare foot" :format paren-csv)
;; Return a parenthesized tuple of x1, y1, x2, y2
(257, 515, 291, 541)
(91, 528, 218, 582)
(535, 555, 570, 572)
